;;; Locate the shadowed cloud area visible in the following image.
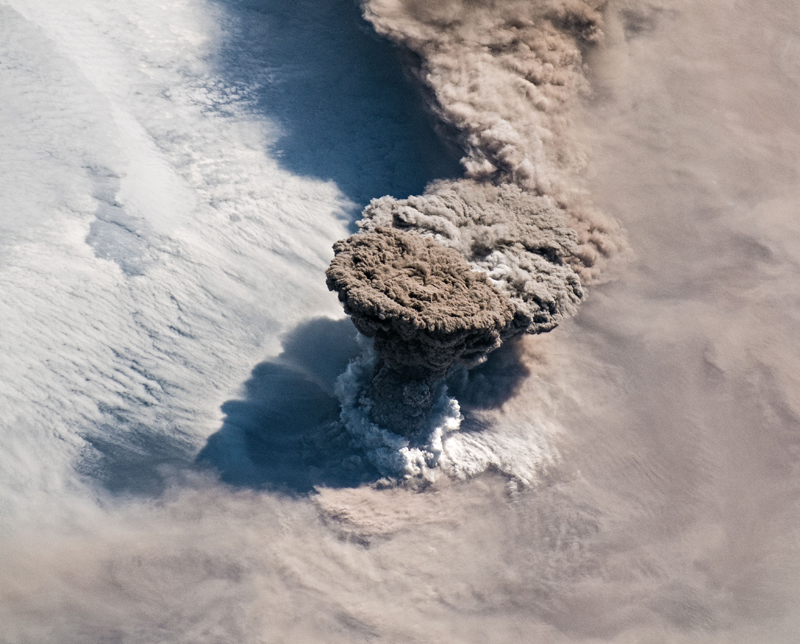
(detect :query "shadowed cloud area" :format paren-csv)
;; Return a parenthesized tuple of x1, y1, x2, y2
(197, 318, 379, 493)
(197, 317, 531, 492)
(210, 0, 461, 215)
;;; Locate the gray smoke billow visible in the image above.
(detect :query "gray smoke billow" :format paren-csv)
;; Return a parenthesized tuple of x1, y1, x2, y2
(327, 0, 626, 436)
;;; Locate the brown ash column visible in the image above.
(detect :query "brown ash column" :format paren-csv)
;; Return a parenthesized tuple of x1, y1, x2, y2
(326, 227, 516, 435)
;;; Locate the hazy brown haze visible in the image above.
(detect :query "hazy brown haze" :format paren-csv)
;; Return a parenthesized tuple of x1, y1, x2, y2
(2, 0, 800, 641)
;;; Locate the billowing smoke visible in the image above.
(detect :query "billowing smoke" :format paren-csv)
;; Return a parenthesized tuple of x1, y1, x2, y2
(358, 181, 585, 334)
(361, 0, 625, 279)
(327, 227, 515, 433)
(327, 0, 626, 442)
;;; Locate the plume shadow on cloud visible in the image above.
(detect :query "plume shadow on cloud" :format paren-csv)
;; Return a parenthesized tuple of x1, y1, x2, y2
(446, 335, 531, 412)
(59, 0, 473, 497)
(78, 418, 196, 498)
(198, 318, 382, 494)
(208, 0, 462, 215)
(81, 318, 390, 497)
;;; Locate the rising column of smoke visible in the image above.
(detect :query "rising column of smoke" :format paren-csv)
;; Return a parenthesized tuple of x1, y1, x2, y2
(327, 0, 625, 438)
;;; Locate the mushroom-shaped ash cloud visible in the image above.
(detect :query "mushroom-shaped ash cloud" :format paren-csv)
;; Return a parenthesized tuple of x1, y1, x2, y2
(326, 227, 516, 434)
(322, 0, 626, 453)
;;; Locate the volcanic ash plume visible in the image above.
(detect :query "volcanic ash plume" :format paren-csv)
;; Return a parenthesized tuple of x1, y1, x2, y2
(362, 0, 624, 279)
(326, 227, 516, 433)
(326, 0, 625, 457)
(359, 181, 585, 335)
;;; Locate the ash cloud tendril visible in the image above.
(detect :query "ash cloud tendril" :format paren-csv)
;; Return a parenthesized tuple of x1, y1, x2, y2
(327, 0, 625, 448)
(362, 0, 625, 278)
